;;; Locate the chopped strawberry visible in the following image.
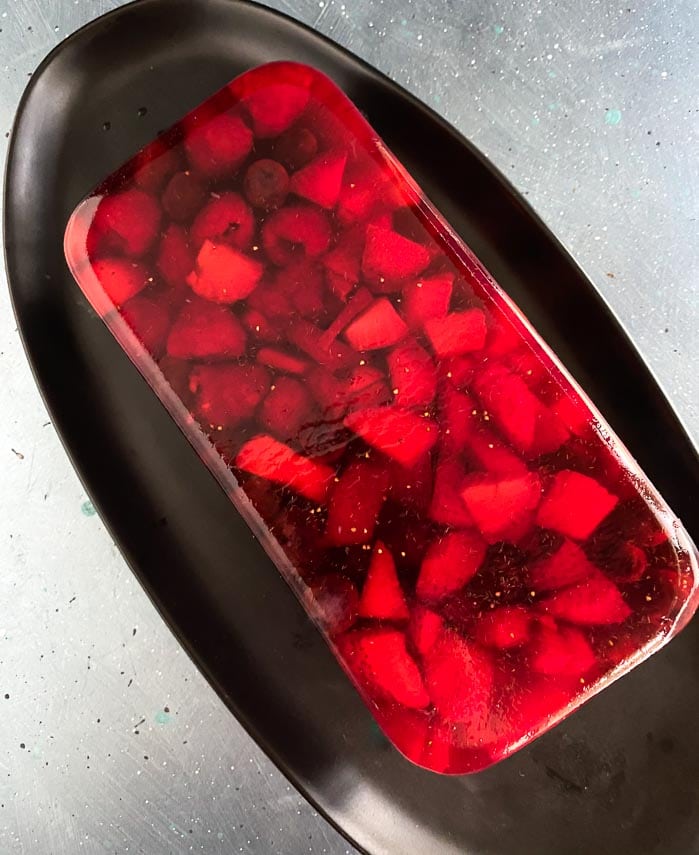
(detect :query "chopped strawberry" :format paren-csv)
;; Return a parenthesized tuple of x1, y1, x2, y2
(402, 273, 454, 330)
(344, 407, 439, 468)
(132, 142, 180, 193)
(156, 224, 194, 289)
(241, 308, 280, 344)
(258, 377, 314, 440)
(235, 434, 334, 502)
(439, 354, 476, 389)
(465, 429, 528, 477)
(191, 192, 254, 252)
(551, 393, 590, 436)
(90, 189, 160, 257)
(325, 459, 390, 546)
(472, 363, 541, 454)
(326, 270, 356, 302)
(166, 299, 246, 360)
(529, 407, 571, 457)
(256, 347, 309, 375)
(290, 150, 347, 208)
(359, 541, 409, 621)
(530, 624, 597, 676)
(460, 471, 542, 543)
(485, 309, 522, 357)
(439, 384, 476, 453)
(362, 225, 431, 283)
(244, 84, 309, 138)
(190, 363, 269, 428)
(243, 159, 289, 210)
(536, 470, 619, 540)
(423, 630, 493, 724)
(184, 112, 253, 177)
(339, 628, 429, 709)
(389, 453, 433, 510)
(274, 125, 318, 169)
(344, 298, 409, 351)
(424, 309, 488, 359)
(387, 340, 437, 409)
(409, 606, 444, 656)
(530, 539, 598, 591)
(322, 227, 364, 297)
(247, 280, 293, 322)
(288, 319, 358, 369)
(186, 240, 263, 303)
(474, 606, 531, 649)
(162, 171, 206, 222)
(91, 257, 150, 306)
(320, 288, 374, 350)
(539, 574, 632, 625)
(262, 205, 331, 266)
(417, 531, 486, 602)
(309, 574, 358, 635)
(121, 294, 171, 356)
(429, 455, 473, 528)
(274, 262, 327, 321)
(337, 179, 379, 226)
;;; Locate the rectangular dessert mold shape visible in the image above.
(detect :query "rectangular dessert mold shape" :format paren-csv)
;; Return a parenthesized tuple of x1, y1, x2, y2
(64, 61, 699, 775)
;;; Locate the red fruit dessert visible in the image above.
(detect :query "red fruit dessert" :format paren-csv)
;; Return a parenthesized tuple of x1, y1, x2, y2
(65, 60, 699, 775)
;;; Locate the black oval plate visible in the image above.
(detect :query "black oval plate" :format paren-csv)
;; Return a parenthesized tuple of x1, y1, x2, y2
(5, 2, 699, 853)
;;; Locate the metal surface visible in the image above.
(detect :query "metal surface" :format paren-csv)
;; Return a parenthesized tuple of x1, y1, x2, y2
(0, 0, 696, 853)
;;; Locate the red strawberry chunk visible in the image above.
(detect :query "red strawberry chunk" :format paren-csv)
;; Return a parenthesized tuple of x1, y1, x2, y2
(485, 309, 522, 357)
(475, 606, 531, 649)
(472, 363, 541, 454)
(274, 262, 327, 321)
(337, 179, 378, 226)
(91, 257, 150, 306)
(530, 624, 597, 676)
(191, 192, 254, 250)
(417, 530, 486, 602)
(288, 319, 358, 369)
(362, 225, 431, 283)
(190, 363, 269, 428)
(429, 455, 473, 528)
(243, 159, 290, 210)
(121, 294, 171, 356)
(166, 299, 246, 360)
(539, 574, 632, 625)
(530, 539, 598, 591)
(423, 630, 493, 725)
(460, 472, 542, 543)
(156, 224, 194, 289)
(162, 171, 206, 222)
(186, 240, 263, 303)
(322, 230, 363, 298)
(402, 273, 453, 330)
(387, 340, 437, 409)
(256, 347, 309, 375)
(290, 150, 347, 208)
(241, 309, 280, 343)
(184, 112, 253, 178)
(465, 429, 528, 477)
(439, 354, 476, 389)
(439, 384, 476, 453)
(409, 607, 444, 657)
(91, 189, 160, 257)
(551, 394, 590, 436)
(262, 205, 331, 266)
(359, 541, 409, 621)
(424, 309, 488, 359)
(325, 459, 390, 546)
(536, 470, 619, 540)
(340, 628, 429, 709)
(235, 435, 334, 502)
(344, 407, 438, 468)
(258, 377, 314, 440)
(244, 84, 309, 138)
(319, 287, 373, 348)
(529, 407, 571, 457)
(344, 298, 408, 351)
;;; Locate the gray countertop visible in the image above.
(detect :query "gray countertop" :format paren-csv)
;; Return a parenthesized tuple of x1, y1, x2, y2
(0, 0, 697, 852)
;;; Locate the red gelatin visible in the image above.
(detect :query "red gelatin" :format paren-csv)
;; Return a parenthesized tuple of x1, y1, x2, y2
(65, 60, 699, 776)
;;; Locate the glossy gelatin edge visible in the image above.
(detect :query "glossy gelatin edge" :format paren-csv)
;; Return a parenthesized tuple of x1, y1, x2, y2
(64, 61, 699, 774)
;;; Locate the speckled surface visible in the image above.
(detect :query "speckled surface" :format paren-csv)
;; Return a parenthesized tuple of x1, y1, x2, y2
(0, 0, 697, 852)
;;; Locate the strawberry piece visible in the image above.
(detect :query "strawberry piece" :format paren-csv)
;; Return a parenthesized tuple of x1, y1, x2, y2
(551, 393, 590, 436)
(288, 320, 358, 369)
(344, 298, 408, 351)
(362, 225, 431, 283)
(344, 407, 439, 468)
(310, 365, 389, 421)
(536, 470, 619, 540)
(540, 574, 632, 625)
(322, 228, 364, 297)
(290, 150, 347, 209)
(530, 624, 597, 676)
(417, 531, 486, 602)
(162, 171, 206, 222)
(359, 541, 409, 621)
(326, 271, 356, 302)
(439, 384, 476, 453)
(485, 309, 522, 357)
(190, 363, 269, 428)
(274, 262, 327, 321)
(529, 407, 570, 457)
(258, 377, 314, 440)
(91, 257, 150, 306)
(389, 452, 433, 511)
(429, 455, 473, 528)
(325, 459, 390, 546)
(90, 189, 160, 257)
(472, 363, 541, 454)
(530, 539, 598, 591)
(387, 340, 437, 409)
(439, 354, 476, 389)
(337, 179, 379, 226)
(132, 142, 180, 193)
(424, 309, 488, 358)
(186, 240, 263, 303)
(460, 472, 542, 543)
(241, 309, 280, 344)
(244, 84, 309, 138)
(309, 574, 358, 636)
(423, 630, 493, 725)
(465, 430, 528, 477)
(166, 299, 246, 360)
(190, 192, 254, 251)
(256, 347, 309, 375)
(274, 126, 318, 170)
(339, 628, 429, 709)
(156, 224, 194, 289)
(262, 205, 331, 266)
(184, 112, 253, 177)
(409, 606, 444, 657)
(236, 434, 334, 502)
(402, 273, 454, 330)
(474, 606, 531, 649)
(319, 287, 373, 349)
(121, 294, 171, 356)
(243, 159, 289, 210)
(247, 280, 293, 322)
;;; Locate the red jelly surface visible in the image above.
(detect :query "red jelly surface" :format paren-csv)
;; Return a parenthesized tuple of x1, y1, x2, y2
(65, 61, 699, 774)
